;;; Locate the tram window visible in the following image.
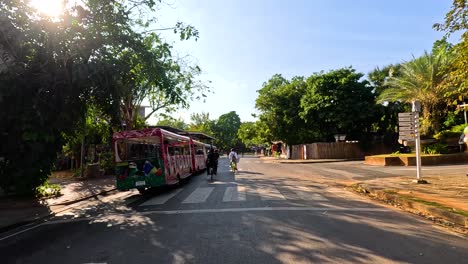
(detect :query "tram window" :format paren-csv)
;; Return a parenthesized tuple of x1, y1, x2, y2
(116, 140, 127, 161)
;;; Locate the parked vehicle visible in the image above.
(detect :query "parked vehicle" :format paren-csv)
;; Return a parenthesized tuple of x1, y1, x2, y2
(113, 128, 206, 193)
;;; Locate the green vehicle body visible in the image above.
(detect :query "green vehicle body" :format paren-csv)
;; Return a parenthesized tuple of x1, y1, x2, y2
(115, 157, 166, 191)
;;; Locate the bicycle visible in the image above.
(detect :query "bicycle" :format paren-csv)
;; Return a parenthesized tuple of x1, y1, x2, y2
(230, 160, 237, 174)
(207, 165, 214, 181)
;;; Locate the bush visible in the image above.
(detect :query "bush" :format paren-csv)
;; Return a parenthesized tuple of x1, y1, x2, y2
(99, 151, 114, 174)
(35, 181, 61, 198)
(422, 143, 448, 154)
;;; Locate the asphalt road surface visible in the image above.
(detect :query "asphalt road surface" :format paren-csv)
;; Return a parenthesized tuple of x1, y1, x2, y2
(1, 156, 467, 264)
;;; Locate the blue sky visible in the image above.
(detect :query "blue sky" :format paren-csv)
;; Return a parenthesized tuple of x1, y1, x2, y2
(148, 0, 458, 125)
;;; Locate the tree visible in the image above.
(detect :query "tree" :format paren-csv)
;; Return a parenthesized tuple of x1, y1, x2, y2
(237, 122, 256, 148)
(238, 121, 272, 148)
(434, 0, 468, 94)
(0, 0, 203, 195)
(156, 117, 188, 130)
(377, 46, 456, 136)
(368, 65, 406, 135)
(256, 75, 316, 145)
(188, 112, 214, 134)
(300, 68, 376, 141)
(212, 111, 241, 150)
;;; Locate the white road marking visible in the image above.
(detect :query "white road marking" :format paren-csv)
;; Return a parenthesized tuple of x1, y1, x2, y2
(223, 186, 246, 202)
(257, 185, 286, 201)
(182, 187, 214, 204)
(208, 181, 238, 185)
(139, 189, 183, 206)
(321, 168, 361, 178)
(142, 207, 391, 215)
(283, 186, 328, 201)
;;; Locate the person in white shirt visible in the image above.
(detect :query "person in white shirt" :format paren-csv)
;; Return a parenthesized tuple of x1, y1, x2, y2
(228, 148, 238, 172)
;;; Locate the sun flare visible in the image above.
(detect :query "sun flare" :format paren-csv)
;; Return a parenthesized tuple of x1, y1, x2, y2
(29, 0, 65, 18)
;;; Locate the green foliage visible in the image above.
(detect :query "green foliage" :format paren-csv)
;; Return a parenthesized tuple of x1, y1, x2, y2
(422, 143, 448, 154)
(256, 75, 318, 144)
(368, 64, 401, 96)
(368, 65, 406, 135)
(300, 67, 376, 141)
(450, 124, 467, 133)
(237, 122, 257, 147)
(434, 1, 468, 95)
(0, 0, 203, 195)
(157, 117, 188, 130)
(443, 110, 464, 128)
(99, 151, 115, 175)
(434, 124, 466, 140)
(377, 43, 456, 136)
(35, 181, 61, 199)
(255, 68, 376, 145)
(434, 130, 460, 141)
(188, 112, 215, 134)
(212, 111, 241, 150)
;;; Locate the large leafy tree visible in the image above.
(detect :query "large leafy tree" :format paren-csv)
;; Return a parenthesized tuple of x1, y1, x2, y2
(237, 122, 257, 148)
(256, 75, 315, 144)
(368, 65, 406, 135)
(0, 0, 202, 195)
(212, 111, 241, 150)
(237, 121, 272, 148)
(188, 112, 215, 134)
(434, 0, 468, 93)
(300, 67, 376, 141)
(377, 44, 456, 136)
(156, 117, 188, 131)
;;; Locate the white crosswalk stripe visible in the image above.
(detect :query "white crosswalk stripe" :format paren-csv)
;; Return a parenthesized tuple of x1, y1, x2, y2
(283, 186, 328, 201)
(222, 186, 246, 202)
(140, 189, 183, 206)
(257, 185, 286, 201)
(139, 185, 333, 207)
(182, 187, 214, 204)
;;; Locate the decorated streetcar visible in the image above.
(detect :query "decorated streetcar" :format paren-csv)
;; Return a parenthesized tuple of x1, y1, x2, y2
(113, 127, 214, 193)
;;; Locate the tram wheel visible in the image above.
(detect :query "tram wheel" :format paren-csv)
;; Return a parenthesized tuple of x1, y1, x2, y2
(137, 187, 147, 194)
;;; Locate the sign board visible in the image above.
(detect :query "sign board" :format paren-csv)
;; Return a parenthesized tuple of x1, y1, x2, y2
(398, 117, 415, 122)
(399, 126, 416, 132)
(399, 136, 415, 141)
(398, 112, 416, 117)
(399, 121, 415, 127)
(398, 112, 419, 142)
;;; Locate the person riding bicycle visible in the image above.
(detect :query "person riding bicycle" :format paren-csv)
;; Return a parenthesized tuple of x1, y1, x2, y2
(206, 148, 219, 175)
(228, 148, 238, 171)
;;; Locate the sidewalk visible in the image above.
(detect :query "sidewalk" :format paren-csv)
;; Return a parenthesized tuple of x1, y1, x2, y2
(260, 156, 355, 163)
(266, 156, 468, 229)
(0, 174, 115, 232)
(349, 173, 468, 229)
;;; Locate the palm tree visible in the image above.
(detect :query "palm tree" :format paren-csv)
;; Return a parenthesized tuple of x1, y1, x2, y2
(378, 49, 455, 136)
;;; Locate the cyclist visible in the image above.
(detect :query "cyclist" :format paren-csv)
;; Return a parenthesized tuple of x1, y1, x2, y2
(228, 148, 238, 172)
(206, 148, 219, 175)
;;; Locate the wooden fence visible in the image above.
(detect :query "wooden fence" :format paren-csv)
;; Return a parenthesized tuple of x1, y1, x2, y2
(291, 142, 364, 159)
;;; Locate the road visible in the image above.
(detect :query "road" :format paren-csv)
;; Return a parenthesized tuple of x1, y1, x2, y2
(1, 156, 467, 264)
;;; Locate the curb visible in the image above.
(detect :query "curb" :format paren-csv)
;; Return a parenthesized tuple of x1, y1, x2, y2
(277, 159, 362, 164)
(351, 184, 468, 229)
(48, 187, 117, 207)
(0, 187, 117, 235)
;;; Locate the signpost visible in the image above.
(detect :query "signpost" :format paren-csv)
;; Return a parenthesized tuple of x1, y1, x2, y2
(398, 112, 417, 142)
(398, 103, 427, 184)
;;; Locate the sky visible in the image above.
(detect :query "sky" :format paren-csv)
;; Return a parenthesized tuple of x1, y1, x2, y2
(147, 0, 458, 125)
